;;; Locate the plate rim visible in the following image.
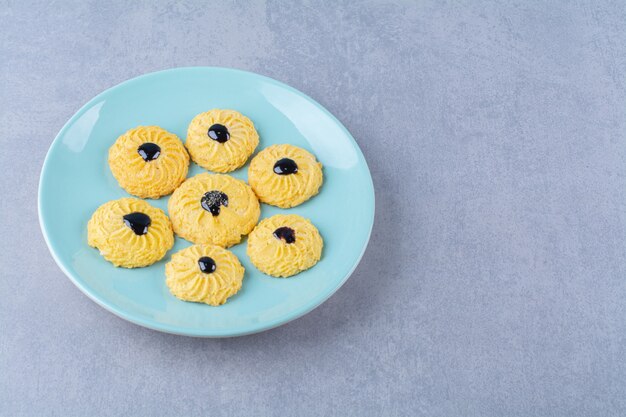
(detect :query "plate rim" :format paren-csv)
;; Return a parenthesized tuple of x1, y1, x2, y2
(38, 66, 375, 337)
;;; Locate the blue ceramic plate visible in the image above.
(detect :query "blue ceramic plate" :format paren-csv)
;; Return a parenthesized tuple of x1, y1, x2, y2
(39, 67, 375, 337)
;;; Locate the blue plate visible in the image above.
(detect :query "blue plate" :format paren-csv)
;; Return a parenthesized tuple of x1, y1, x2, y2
(39, 67, 375, 337)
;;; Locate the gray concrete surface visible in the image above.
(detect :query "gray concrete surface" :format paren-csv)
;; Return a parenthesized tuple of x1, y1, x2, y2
(1, 1, 625, 416)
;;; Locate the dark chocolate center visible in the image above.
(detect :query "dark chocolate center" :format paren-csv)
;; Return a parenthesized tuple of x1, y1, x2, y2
(198, 256, 217, 274)
(137, 142, 161, 161)
(208, 124, 230, 143)
(273, 158, 298, 175)
(123, 212, 151, 235)
(273, 227, 296, 244)
(200, 190, 229, 216)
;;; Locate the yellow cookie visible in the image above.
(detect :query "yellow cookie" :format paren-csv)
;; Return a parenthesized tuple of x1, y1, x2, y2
(87, 198, 174, 268)
(247, 214, 323, 278)
(168, 173, 260, 247)
(248, 144, 323, 208)
(109, 126, 189, 199)
(165, 244, 244, 306)
(186, 109, 259, 173)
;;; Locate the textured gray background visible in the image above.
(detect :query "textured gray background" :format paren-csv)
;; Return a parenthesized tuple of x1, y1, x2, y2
(1, 1, 625, 416)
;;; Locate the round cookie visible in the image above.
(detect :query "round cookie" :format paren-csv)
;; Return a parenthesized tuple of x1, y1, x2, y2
(87, 198, 174, 268)
(186, 109, 259, 173)
(248, 144, 323, 208)
(165, 244, 244, 306)
(109, 126, 189, 199)
(247, 214, 323, 278)
(168, 173, 260, 247)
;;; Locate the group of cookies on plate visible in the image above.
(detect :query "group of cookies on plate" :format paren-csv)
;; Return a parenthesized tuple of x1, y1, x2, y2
(87, 109, 324, 306)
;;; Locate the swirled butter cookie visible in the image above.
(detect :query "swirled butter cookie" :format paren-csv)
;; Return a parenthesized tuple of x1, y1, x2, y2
(168, 173, 260, 247)
(248, 144, 323, 208)
(186, 109, 259, 173)
(165, 244, 244, 306)
(87, 198, 174, 268)
(247, 214, 323, 277)
(109, 126, 189, 199)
